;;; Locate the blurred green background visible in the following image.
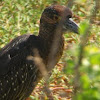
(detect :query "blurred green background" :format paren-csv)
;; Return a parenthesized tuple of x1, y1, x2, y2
(0, 0, 100, 100)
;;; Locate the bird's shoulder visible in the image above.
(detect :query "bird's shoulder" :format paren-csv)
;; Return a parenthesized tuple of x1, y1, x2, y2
(0, 34, 38, 76)
(0, 34, 38, 56)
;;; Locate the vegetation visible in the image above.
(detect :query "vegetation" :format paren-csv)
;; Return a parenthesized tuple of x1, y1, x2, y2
(0, 0, 100, 100)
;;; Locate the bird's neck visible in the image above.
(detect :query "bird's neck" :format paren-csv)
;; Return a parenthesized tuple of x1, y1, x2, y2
(38, 23, 64, 48)
(38, 23, 56, 39)
(38, 23, 64, 66)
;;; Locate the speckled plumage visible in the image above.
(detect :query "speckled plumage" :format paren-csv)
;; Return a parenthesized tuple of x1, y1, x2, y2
(0, 5, 78, 100)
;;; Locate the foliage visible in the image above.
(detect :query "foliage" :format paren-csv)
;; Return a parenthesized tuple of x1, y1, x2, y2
(0, 0, 100, 100)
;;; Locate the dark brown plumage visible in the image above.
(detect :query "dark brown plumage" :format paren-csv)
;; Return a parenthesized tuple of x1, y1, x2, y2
(0, 5, 78, 100)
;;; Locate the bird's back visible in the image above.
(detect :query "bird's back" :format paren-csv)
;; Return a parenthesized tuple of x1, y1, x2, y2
(0, 34, 41, 100)
(0, 34, 31, 75)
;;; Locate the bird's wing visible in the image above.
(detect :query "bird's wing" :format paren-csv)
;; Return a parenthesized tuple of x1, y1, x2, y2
(0, 34, 31, 76)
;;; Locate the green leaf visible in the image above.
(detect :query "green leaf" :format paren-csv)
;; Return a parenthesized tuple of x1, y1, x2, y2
(64, 59, 75, 74)
(79, 20, 89, 35)
(89, 53, 100, 65)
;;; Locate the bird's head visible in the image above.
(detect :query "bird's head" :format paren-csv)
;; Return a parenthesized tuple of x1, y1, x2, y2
(39, 5, 79, 38)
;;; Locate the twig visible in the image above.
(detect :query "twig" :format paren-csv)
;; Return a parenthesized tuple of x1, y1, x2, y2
(73, 0, 99, 95)
(27, 49, 54, 100)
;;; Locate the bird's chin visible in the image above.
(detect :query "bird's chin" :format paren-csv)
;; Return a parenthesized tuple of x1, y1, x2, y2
(62, 25, 68, 33)
(62, 29, 76, 34)
(63, 30, 71, 34)
(62, 26, 71, 33)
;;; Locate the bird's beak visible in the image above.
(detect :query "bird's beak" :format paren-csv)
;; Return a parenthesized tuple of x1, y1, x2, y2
(63, 18, 79, 34)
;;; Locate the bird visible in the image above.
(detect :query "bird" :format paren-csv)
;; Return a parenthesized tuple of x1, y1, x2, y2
(0, 5, 78, 100)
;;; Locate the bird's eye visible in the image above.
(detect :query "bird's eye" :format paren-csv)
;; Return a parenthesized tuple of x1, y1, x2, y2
(53, 15, 59, 21)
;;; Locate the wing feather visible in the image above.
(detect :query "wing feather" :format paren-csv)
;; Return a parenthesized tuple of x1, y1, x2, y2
(0, 34, 31, 76)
